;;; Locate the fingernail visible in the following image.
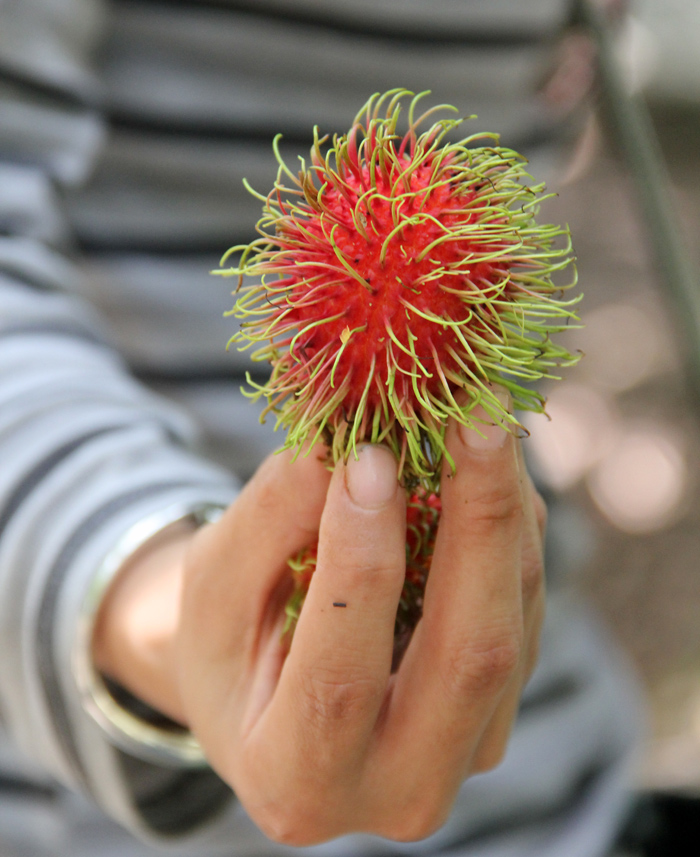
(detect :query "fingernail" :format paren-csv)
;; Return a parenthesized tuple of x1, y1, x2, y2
(460, 390, 511, 451)
(345, 445, 398, 509)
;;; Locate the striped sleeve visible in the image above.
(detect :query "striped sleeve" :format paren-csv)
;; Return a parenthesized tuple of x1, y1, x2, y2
(0, 0, 238, 838)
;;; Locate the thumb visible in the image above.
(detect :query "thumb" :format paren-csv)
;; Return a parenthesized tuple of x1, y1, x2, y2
(177, 448, 332, 733)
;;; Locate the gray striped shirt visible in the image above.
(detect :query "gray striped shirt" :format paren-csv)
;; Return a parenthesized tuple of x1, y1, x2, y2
(0, 2, 642, 854)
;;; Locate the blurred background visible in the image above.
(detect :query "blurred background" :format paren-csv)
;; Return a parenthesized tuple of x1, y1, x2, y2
(529, 0, 700, 810)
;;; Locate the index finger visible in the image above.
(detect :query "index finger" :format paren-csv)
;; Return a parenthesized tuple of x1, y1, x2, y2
(242, 445, 407, 841)
(266, 445, 406, 756)
(382, 402, 524, 794)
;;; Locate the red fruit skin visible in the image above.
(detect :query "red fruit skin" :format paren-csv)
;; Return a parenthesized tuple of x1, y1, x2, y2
(224, 92, 579, 491)
(276, 158, 510, 415)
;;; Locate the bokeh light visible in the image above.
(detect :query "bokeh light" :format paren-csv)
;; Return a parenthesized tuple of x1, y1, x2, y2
(586, 424, 687, 533)
(525, 382, 689, 534)
(576, 300, 671, 393)
(524, 383, 617, 491)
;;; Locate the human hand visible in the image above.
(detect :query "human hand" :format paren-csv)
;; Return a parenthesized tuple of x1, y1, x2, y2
(93, 405, 545, 845)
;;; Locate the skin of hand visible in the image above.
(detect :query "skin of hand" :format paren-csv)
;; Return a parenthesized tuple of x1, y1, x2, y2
(93, 402, 546, 845)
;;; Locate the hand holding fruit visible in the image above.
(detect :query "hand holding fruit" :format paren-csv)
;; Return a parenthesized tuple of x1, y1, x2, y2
(94, 404, 545, 844)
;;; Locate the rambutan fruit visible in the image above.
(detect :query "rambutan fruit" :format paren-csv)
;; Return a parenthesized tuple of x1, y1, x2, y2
(216, 89, 580, 644)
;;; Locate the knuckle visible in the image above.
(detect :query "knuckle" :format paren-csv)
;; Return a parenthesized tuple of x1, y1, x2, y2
(241, 761, 342, 846)
(441, 630, 522, 697)
(472, 738, 509, 774)
(253, 806, 299, 845)
(467, 483, 523, 533)
(298, 663, 382, 725)
(242, 773, 347, 846)
(381, 798, 450, 843)
(337, 557, 403, 598)
(253, 803, 322, 847)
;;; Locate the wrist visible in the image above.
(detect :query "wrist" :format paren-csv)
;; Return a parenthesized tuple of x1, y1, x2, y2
(92, 520, 194, 725)
(74, 501, 225, 767)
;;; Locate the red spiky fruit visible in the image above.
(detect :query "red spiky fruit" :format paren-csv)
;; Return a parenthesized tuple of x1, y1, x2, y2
(217, 90, 580, 644)
(218, 89, 579, 492)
